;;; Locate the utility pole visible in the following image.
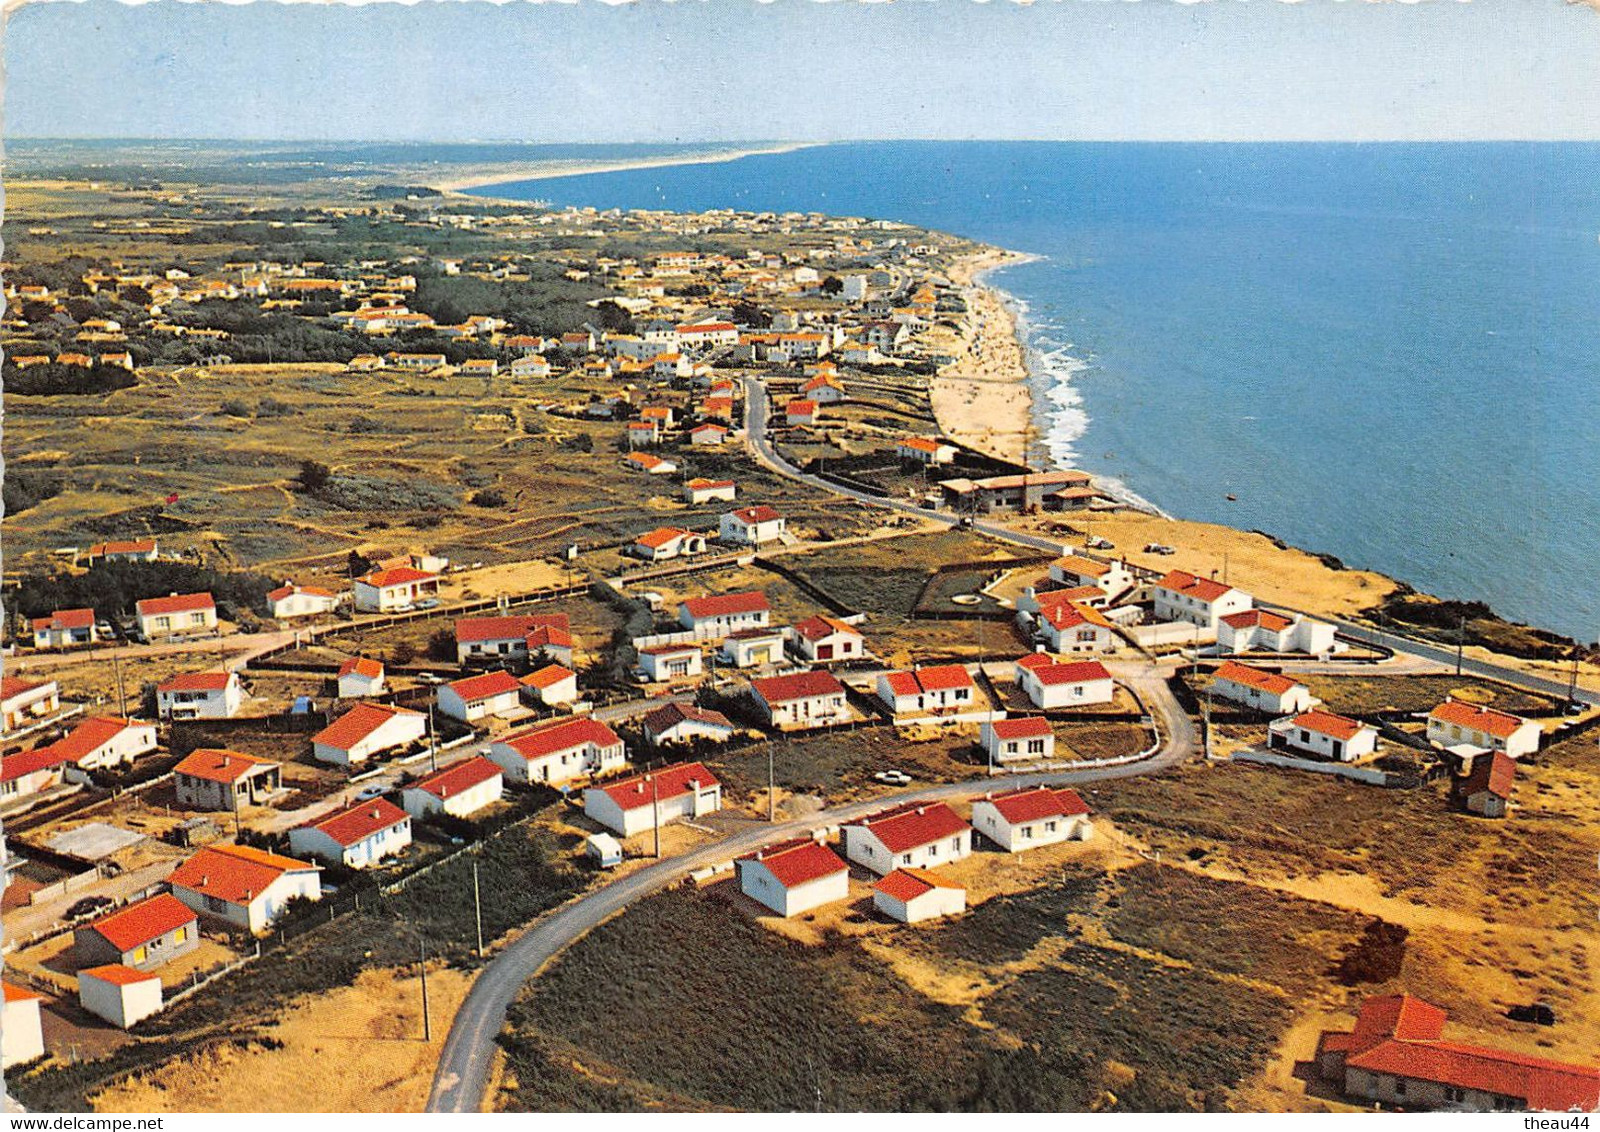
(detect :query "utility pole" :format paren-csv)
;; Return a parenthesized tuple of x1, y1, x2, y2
(418, 937, 431, 1042)
(113, 648, 127, 718)
(652, 771, 661, 859)
(1568, 645, 1581, 707)
(768, 744, 776, 823)
(1203, 683, 1213, 760)
(427, 699, 438, 772)
(1456, 615, 1466, 677)
(471, 858, 484, 959)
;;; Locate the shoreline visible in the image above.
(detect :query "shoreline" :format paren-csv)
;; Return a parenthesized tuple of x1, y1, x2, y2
(429, 141, 828, 195)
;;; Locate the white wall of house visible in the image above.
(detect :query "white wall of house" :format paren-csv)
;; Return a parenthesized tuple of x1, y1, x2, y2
(138, 606, 218, 639)
(157, 681, 242, 720)
(526, 673, 578, 706)
(757, 692, 850, 729)
(1021, 672, 1115, 711)
(488, 739, 624, 786)
(401, 773, 503, 820)
(875, 883, 967, 925)
(1211, 676, 1316, 715)
(78, 972, 163, 1029)
(842, 826, 972, 876)
(793, 631, 861, 663)
(738, 860, 849, 918)
(314, 710, 427, 767)
(1269, 719, 1378, 762)
(438, 686, 520, 723)
(337, 671, 385, 699)
(172, 870, 321, 935)
(980, 722, 1055, 763)
(582, 782, 722, 837)
(289, 820, 411, 869)
(1, 995, 44, 1067)
(271, 591, 338, 619)
(970, 802, 1093, 853)
(1153, 587, 1252, 631)
(76, 723, 158, 769)
(718, 514, 786, 545)
(1426, 717, 1542, 760)
(640, 649, 703, 682)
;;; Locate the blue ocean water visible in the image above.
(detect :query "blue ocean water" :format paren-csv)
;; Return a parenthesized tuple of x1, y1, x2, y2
(471, 142, 1600, 639)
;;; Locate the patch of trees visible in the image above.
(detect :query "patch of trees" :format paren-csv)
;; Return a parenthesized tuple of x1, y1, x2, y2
(410, 270, 607, 337)
(4, 469, 65, 517)
(4, 362, 138, 397)
(12, 560, 275, 622)
(1330, 918, 1409, 985)
(368, 184, 442, 200)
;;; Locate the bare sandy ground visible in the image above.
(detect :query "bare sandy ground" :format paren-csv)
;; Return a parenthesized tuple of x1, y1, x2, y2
(429, 142, 826, 196)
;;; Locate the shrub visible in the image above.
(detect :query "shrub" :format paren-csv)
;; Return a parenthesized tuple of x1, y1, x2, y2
(1331, 918, 1409, 985)
(470, 489, 508, 508)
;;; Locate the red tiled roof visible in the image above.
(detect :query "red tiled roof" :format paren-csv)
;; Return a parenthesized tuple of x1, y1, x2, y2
(1431, 699, 1531, 741)
(597, 761, 719, 812)
(1155, 570, 1235, 604)
(1055, 554, 1111, 578)
(313, 703, 423, 753)
(409, 756, 501, 801)
(637, 527, 691, 550)
(0, 745, 72, 783)
(50, 717, 149, 765)
(685, 478, 734, 491)
(89, 539, 156, 557)
(35, 608, 95, 632)
(360, 567, 437, 588)
(521, 664, 575, 690)
(173, 748, 277, 784)
(1461, 749, 1517, 800)
(848, 801, 969, 854)
(2, 675, 54, 701)
(794, 615, 860, 642)
(268, 584, 335, 602)
(642, 701, 734, 735)
(874, 867, 961, 902)
(730, 505, 782, 525)
(136, 592, 215, 617)
(83, 893, 196, 952)
(3, 982, 43, 1002)
(454, 613, 569, 643)
(983, 785, 1091, 825)
(79, 964, 161, 988)
(989, 715, 1053, 740)
(887, 665, 973, 698)
(1043, 602, 1113, 631)
(338, 656, 383, 680)
(1221, 608, 1293, 632)
(500, 718, 621, 761)
(1288, 709, 1367, 742)
(1213, 661, 1301, 697)
(170, 844, 317, 905)
(751, 669, 846, 705)
(157, 671, 233, 693)
(740, 838, 847, 888)
(681, 590, 769, 620)
(1028, 659, 1112, 687)
(526, 625, 574, 651)
(301, 798, 409, 847)
(447, 670, 522, 703)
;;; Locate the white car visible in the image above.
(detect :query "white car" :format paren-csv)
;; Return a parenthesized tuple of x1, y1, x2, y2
(872, 770, 913, 786)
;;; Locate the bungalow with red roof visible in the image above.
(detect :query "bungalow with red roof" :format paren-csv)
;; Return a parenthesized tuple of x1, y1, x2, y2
(719, 626, 788, 668)
(135, 592, 217, 640)
(1049, 554, 1133, 596)
(521, 664, 578, 707)
(678, 590, 771, 636)
(438, 670, 524, 724)
(289, 798, 412, 869)
(1151, 570, 1253, 633)
(873, 868, 966, 925)
(627, 419, 663, 447)
(337, 656, 386, 699)
(169, 843, 322, 933)
(801, 374, 846, 404)
(790, 615, 864, 664)
(488, 717, 625, 786)
(896, 437, 957, 466)
(1269, 709, 1378, 762)
(876, 664, 975, 717)
(156, 670, 243, 720)
(47, 716, 157, 771)
(74, 893, 199, 971)
(683, 477, 736, 505)
(267, 582, 339, 620)
(842, 801, 972, 876)
(31, 607, 97, 649)
(626, 451, 677, 476)
(1, 745, 74, 807)
(1218, 608, 1336, 656)
(784, 398, 818, 427)
(582, 761, 722, 837)
(77, 965, 163, 1030)
(750, 670, 850, 730)
(3, 983, 45, 1068)
(401, 756, 503, 821)
(638, 643, 703, 682)
(689, 422, 729, 446)
(1014, 654, 1115, 711)
(632, 527, 706, 563)
(1427, 699, 1542, 761)
(718, 505, 786, 547)
(312, 702, 427, 767)
(1451, 750, 1517, 819)
(454, 613, 572, 666)
(1037, 601, 1118, 654)
(971, 786, 1093, 852)
(641, 702, 737, 747)
(173, 748, 282, 810)
(737, 837, 850, 918)
(353, 566, 440, 613)
(1315, 993, 1600, 1112)
(83, 538, 158, 566)
(2, 676, 61, 734)
(980, 715, 1055, 764)
(1210, 661, 1317, 715)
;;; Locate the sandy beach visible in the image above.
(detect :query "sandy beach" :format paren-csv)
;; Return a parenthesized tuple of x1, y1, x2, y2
(429, 141, 826, 196)
(929, 247, 1041, 467)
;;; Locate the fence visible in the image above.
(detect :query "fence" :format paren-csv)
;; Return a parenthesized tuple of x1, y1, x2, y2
(164, 945, 263, 1006)
(1230, 749, 1393, 786)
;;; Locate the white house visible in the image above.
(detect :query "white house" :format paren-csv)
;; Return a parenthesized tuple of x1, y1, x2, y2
(336, 656, 386, 699)
(1151, 570, 1253, 632)
(2, 983, 45, 1068)
(352, 567, 440, 613)
(641, 702, 738, 747)
(971, 786, 1093, 852)
(718, 505, 787, 547)
(173, 748, 282, 811)
(312, 702, 427, 767)
(1, 676, 61, 735)
(980, 716, 1055, 763)
(488, 717, 626, 786)
(679, 591, 771, 636)
(31, 607, 97, 649)
(1050, 554, 1133, 596)
(683, 477, 737, 505)
(438, 670, 524, 723)
(719, 626, 787, 668)
(135, 592, 218, 640)
(633, 527, 707, 562)
(156, 670, 244, 720)
(290, 799, 412, 869)
(1037, 601, 1118, 654)
(736, 837, 850, 918)
(583, 761, 722, 838)
(401, 756, 503, 820)
(168, 843, 323, 934)
(1209, 661, 1317, 715)
(842, 801, 973, 876)
(638, 643, 703, 682)
(1, 746, 73, 807)
(1268, 709, 1379, 762)
(78, 965, 163, 1030)
(455, 614, 573, 666)
(520, 664, 578, 707)
(790, 615, 865, 663)
(50, 716, 158, 771)
(689, 423, 729, 446)
(1013, 654, 1115, 710)
(896, 437, 957, 466)
(1427, 699, 1543, 760)
(876, 665, 976, 717)
(267, 583, 339, 620)
(873, 869, 966, 925)
(750, 670, 850, 730)
(1218, 609, 1337, 655)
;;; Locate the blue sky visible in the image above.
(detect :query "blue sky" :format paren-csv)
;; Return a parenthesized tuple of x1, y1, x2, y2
(6, 0, 1600, 142)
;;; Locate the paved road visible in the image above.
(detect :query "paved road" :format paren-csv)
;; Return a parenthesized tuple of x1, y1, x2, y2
(1328, 620, 1597, 706)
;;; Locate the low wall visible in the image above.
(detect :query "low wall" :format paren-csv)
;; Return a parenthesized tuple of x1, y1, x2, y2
(1231, 750, 1391, 786)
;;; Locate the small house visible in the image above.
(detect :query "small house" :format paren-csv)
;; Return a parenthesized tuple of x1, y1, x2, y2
(31, 608, 96, 649)
(312, 702, 427, 767)
(352, 567, 440, 613)
(1427, 700, 1542, 760)
(288, 798, 412, 869)
(582, 761, 722, 838)
(679, 590, 771, 636)
(156, 671, 243, 720)
(718, 505, 786, 547)
(168, 843, 322, 934)
(438, 670, 523, 723)
(336, 656, 385, 699)
(736, 838, 850, 918)
(641, 702, 737, 747)
(401, 756, 504, 821)
(873, 869, 966, 924)
(971, 786, 1093, 852)
(638, 643, 703, 682)
(49, 716, 157, 771)
(78, 965, 163, 1030)
(719, 626, 787, 668)
(521, 664, 578, 707)
(488, 717, 626, 786)
(980, 715, 1055, 763)
(1151, 570, 1253, 633)
(135, 592, 217, 640)
(2, 983, 45, 1068)
(876, 665, 976, 717)
(1210, 661, 1317, 715)
(267, 583, 338, 620)
(1451, 750, 1516, 818)
(173, 748, 282, 810)
(683, 477, 736, 505)
(74, 893, 199, 971)
(790, 616, 864, 664)
(1268, 709, 1379, 762)
(1, 676, 60, 734)
(842, 801, 972, 876)
(633, 527, 706, 562)
(1014, 654, 1115, 711)
(750, 670, 850, 730)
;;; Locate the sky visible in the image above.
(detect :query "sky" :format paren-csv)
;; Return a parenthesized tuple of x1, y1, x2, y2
(5, 0, 1600, 143)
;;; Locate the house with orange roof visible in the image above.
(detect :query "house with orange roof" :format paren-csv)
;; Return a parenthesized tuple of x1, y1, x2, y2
(873, 868, 966, 924)
(637, 643, 703, 683)
(1451, 750, 1517, 819)
(790, 615, 864, 663)
(401, 756, 504, 821)
(979, 715, 1055, 764)
(267, 582, 338, 620)
(1210, 661, 1317, 715)
(312, 702, 427, 767)
(876, 665, 975, 717)
(77, 965, 163, 1030)
(134, 591, 217, 641)
(1314, 993, 1600, 1111)
(169, 843, 322, 933)
(784, 398, 819, 427)
(1037, 600, 1118, 654)
(173, 748, 282, 810)
(689, 422, 729, 446)
(625, 451, 677, 476)
(336, 656, 386, 699)
(718, 505, 786, 547)
(31, 607, 97, 649)
(749, 670, 850, 730)
(842, 801, 972, 876)
(83, 538, 158, 566)
(582, 761, 722, 837)
(454, 613, 572, 666)
(289, 798, 412, 869)
(1427, 699, 1542, 761)
(1218, 608, 1337, 655)
(2, 676, 61, 734)
(971, 786, 1093, 853)
(1151, 569, 1253, 633)
(74, 893, 199, 971)
(736, 837, 849, 918)
(3, 982, 45, 1067)
(353, 566, 440, 613)
(896, 436, 957, 466)
(632, 526, 706, 563)
(678, 590, 771, 636)
(488, 717, 625, 786)
(156, 670, 243, 720)
(1050, 553, 1133, 596)
(520, 663, 578, 708)
(46, 716, 157, 771)
(801, 374, 847, 404)
(1269, 708, 1378, 762)
(438, 670, 524, 723)
(683, 477, 736, 505)
(1, 745, 74, 807)
(1014, 655, 1115, 711)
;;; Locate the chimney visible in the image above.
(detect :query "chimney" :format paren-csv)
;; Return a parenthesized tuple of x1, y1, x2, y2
(201, 874, 209, 886)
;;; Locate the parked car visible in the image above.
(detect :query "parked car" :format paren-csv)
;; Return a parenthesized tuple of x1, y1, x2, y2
(1086, 536, 1115, 550)
(872, 770, 913, 786)
(355, 785, 387, 802)
(1144, 543, 1176, 555)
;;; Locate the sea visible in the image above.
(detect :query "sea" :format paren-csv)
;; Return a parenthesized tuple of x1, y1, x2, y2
(469, 142, 1600, 641)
